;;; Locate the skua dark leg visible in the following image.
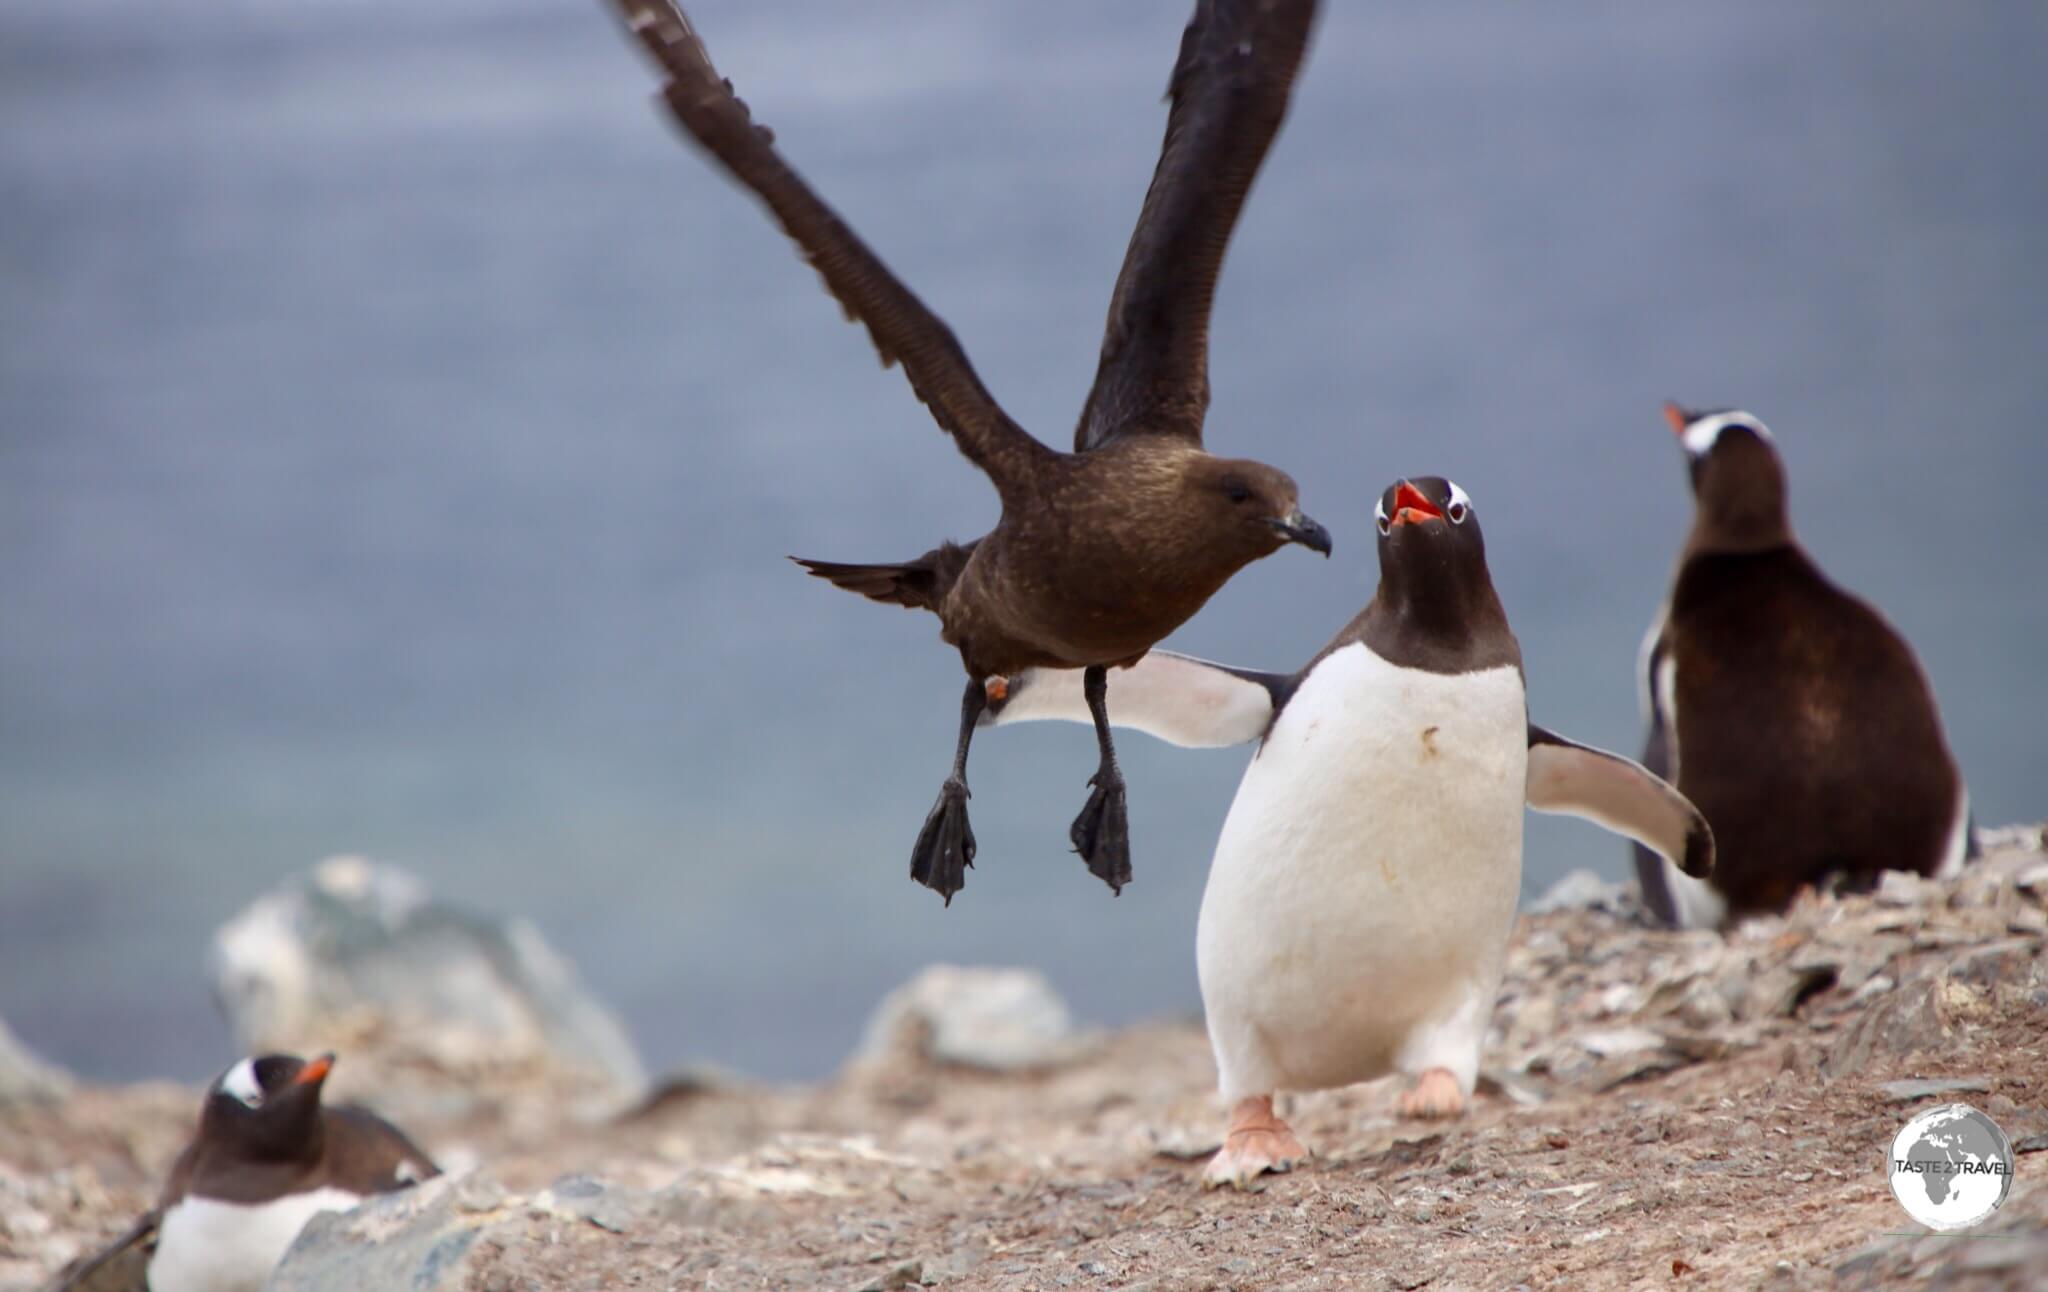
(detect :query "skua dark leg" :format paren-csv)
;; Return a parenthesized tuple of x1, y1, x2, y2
(1068, 665, 1133, 894)
(910, 677, 985, 905)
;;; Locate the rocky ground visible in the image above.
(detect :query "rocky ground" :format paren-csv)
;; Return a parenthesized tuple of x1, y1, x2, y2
(6, 829, 2046, 1292)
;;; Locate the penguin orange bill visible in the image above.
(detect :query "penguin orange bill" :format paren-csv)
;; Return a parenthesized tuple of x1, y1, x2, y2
(293, 1054, 335, 1086)
(1390, 480, 1443, 527)
(1662, 402, 1690, 435)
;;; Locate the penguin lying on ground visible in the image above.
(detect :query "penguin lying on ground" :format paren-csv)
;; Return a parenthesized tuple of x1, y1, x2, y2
(53, 1053, 437, 1292)
(1636, 405, 1972, 928)
(983, 477, 1713, 1188)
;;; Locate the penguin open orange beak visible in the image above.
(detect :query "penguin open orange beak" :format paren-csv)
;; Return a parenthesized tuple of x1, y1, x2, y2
(293, 1054, 334, 1087)
(1389, 480, 1443, 527)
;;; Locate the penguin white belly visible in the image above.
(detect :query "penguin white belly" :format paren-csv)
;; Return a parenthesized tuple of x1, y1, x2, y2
(1934, 783, 1972, 880)
(1650, 651, 1728, 930)
(149, 1189, 362, 1292)
(1195, 645, 1526, 1101)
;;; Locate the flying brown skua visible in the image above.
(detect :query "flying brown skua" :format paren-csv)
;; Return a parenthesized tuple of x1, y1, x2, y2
(609, 0, 1332, 902)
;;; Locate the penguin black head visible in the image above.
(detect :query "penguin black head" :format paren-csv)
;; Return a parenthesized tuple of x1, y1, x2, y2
(1373, 475, 1482, 552)
(1370, 476, 1501, 631)
(200, 1052, 334, 1162)
(1663, 403, 1791, 553)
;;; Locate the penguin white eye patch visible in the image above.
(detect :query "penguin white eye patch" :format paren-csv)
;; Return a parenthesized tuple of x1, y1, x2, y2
(220, 1057, 264, 1107)
(1680, 410, 1773, 457)
(1375, 482, 1472, 533)
(1445, 480, 1472, 522)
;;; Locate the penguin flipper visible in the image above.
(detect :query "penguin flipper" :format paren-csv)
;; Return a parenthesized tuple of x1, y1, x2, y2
(1525, 725, 1714, 879)
(47, 1209, 158, 1292)
(979, 651, 1286, 749)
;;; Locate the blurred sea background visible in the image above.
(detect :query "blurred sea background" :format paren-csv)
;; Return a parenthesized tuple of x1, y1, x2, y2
(4, 0, 2044, 1085)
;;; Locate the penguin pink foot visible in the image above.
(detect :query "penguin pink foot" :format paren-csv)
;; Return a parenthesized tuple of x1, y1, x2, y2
(1202, 1095, 1309, 1190)
(1397, 1067, 1465, 1119)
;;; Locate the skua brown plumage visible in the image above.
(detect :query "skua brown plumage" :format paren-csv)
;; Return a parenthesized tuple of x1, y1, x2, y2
(609, 0, 1331, 901)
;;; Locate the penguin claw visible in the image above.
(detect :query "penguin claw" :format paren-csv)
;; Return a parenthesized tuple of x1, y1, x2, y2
(1202, 1097, 1309, 1190)
(1396, 1067, 1467, 1120)
(1201, 1141, 1303, 1191)
(910, 778, 976, 905)
(1069, 772, 1132, 894)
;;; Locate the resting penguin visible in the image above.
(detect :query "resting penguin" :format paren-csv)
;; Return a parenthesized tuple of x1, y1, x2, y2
(54, 1053, 437, 1292)
(1635, 404, 1973, 928)
(983, 477, 1713, 1188)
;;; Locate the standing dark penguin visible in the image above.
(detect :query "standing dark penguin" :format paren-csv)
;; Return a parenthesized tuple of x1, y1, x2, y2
(54, 1053, 437, 1292)
(983, 478, 1713, 1188)
(1635, 404, 1972, 928)
(606, 0, 1333, 904)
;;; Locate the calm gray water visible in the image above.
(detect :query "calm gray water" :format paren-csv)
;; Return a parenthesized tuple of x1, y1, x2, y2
(3, 1, 2044, 1084)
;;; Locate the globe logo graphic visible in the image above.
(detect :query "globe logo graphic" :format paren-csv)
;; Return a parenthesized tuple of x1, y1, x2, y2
(1888, 1103, 2014, 1231)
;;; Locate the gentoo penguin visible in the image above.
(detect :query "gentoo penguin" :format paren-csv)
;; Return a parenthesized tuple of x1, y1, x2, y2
(55, 1053, 437, 1292)
(985, 478, 1713, 1187)
(1635, 404, 1972, 928)
(607, 0, 1332, 904)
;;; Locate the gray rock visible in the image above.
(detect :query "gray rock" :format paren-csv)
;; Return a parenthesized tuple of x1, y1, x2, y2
(1978, 822, 2048, 857)
(1944, 938, 2042, 993)
(1848, 974, 1896, 1004)
(0, 1016, 71, 1106)
(1952, 1232, 2048, 1274)
(1826, 978, 1952, 1077)
(276, 1139, 956, 1291)
(853, 965, 1079, 1072)
(1672, 978, 1735, 1030)
(1475, 1068, 1547, 1107)
(1573, 1027, 1666, 1058)
(1874, 869, 1932, 906)
(1741, 961, 1837, 1020)
(210, 856, 645, 1109)
(531, 1173, 642, 1235)
(1828, 1174, 2048, 1287)
(1526, 869, 1637, 917)
(1147, 1125, 1225, 1160)
(1585, 1048, 1689, 1093)
(853, 1260, 925, 1292)
(922, 1244, 989, 1282)
(1875, 1077, 1990, 1103)
(272, 1177, 497, 1292)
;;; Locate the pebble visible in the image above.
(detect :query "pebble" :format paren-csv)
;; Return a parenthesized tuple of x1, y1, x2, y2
(1876, 1077, 1991, 1103)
